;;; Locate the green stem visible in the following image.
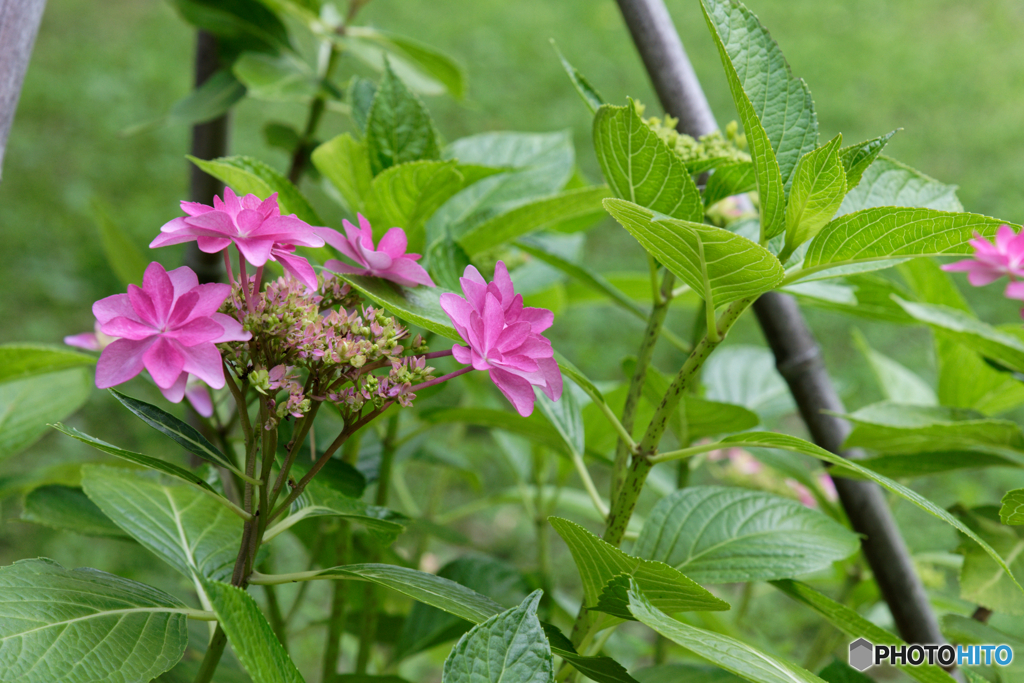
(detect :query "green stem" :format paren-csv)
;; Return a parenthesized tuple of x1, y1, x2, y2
(321, 521, 352, 683)
(269, 400, 322, 512)
(261, 564, 288, 647)
(192, 625, 229, 683)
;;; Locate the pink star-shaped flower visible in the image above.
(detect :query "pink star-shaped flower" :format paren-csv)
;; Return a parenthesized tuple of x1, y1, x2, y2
(150, 188, 324, 282)
(317, 215, 434, 288)
(943, 225, 1024, 287)
(93, 262, 250, 401)
(440, 261, 561, 417)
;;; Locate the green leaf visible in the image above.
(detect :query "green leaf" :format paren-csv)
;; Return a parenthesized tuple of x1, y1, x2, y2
(553, 42, 605, 113)
(334, 677, 411, 683)
(894, 297, 1024, 373)
(771, 579, 950, 683)
(419, 407, 570, 456)
(717, 431, 1022, 592)
(941, 613, 1024, 654)
(365, 60, 440, 176)
(634, 486, 858, 583)
(187, 155, 322, 226)
(783, 134, 847, 256)
(1002, 489, 1024, 525)
(348, 77, 377, 135)
(634, 665, 743, 683)
(168, 0, 290, 54)
(549, 517, 729, 617)
(346, 28, 466, 99)
(852, 331, 937, 405)
(313, 133, 374, 217)
(52, 423, 224, 494)
(266, 484, 406, 544)
(604, 199, 784, 305)
(396, 555, 529, 660)
(0, 343, 96, 384)
(92, 198, 148, 287)
(534, 385, 585, 457)
(458, 185, 612, 256)
(625, 579, 823, 683)
(233, 52, 319, 103)
(124, 69, 247, 137)
(335, 274, 459, 340)
(593, 102, 702, 222)
(799, 208, 1010, 279)
(838, 156, 962, 215)
(21, 484, 128, 538)
(955, 507, 1024, 615)
(425, 236, 472, 290)
(702, 345, 792, 418)
(363, 160, 466, 252)
(839, 131, 897, 191)
(0, 367, 91, 458)
(441, 591, 552, 683)
(542, 623, 639, 683)
(816, 661, 873, 683)
(203, 579, 305, 683)
(701, 0, 795, 240)
(82, 465, 243, 585)
(0, 558, 189, 683)
(108, 388, 242, 475)
(855, 452, 1021, 477)
(703, 162, 756, 208)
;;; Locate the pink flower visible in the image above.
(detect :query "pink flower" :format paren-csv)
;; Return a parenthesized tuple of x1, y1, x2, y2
(942, 225, 1024, 288)
(440, 261, 562, 417)
(150, 188, 324, 276)
(64, 322, 118, 352)
(317, 215, 434, 288)
(92, 262, 250, 401)
(817, 473, 838, 502)
(786, 479, 817, 508)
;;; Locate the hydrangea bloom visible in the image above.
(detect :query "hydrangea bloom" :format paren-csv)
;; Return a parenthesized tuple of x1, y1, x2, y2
(440, 261, 561, 416)
(318, 215, 434, 288)
(150, 189, 324, 281)
(942, 225, 1024, 288)
(93, 262, 250, 402)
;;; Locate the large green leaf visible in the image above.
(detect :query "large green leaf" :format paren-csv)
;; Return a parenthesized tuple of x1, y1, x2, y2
(0, 367, 91, 458)
(232, 52, 319, 103)
(81, 466, 242, 586)
(168, 0, 289, 54)
(715, 431, 1022, 591)
(0, 343, 96, 384)
(458, 185, 611, 256)
(203, 579, 304, 683)
(593, 102, 702, 222)
(633, 486, 858, 583)
(1002, 489, 1024, 525)
(549, 517, 729, 616)
(703, 162, 756, 208)
(188, 155, 321, 226)
(265, 483, 406, 544)
(109, 388, 243, 475)
(541, 623, 638, 683)
(955, 508, 1024, 615)
(312, 133, 373, 215)
(702, 345, 792, 418)
(771, 580, 950, 683)
(441, 591, 552, 683)
(894, 298, 1024, 373)
(365, 61, 440, 176)
(842, 401, 1024, 455)
(336, 274, 459, 340)
(624, 579, 823, 683)
(783, 134, 846, 257)
(0, 558, 189, 683)
(363, 160, 466, 252)
(21, 484, 128, 539)
(852, 330, 937, 406)
(345, 28, 465, 99)
(604, 199, 784, 304)
(941, 614, 1024, 656)
(838, 131, 896, 192)
(838, 156, 962, 215)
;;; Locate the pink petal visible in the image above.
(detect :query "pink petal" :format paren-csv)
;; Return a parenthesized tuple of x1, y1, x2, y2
(187, 282, 232, 318)
(128, 285, 158, 327)
(460, 277, 488, 312)
(536, 356, 563, 401)
(497, 321, 531, 352)
(95, 338, 154, 388)
(274, 249, 320, 291)
(196, 236, 233, 253)
(462, 265, 486, 286)
(166, 291, 199, 328)
(142, 262, 176, 324)
(481, 293, 505, 352)
(996, 225, 1016, 252)
(185, 379, 214, 417)
(234, 237, 275, 266)
(256, 215, 324, 247)
(491, 261, 515, 303)
(452, 344, 473, 365)
(150, 231, 197, 249)
(143, 337, 186, 388)
(64, 332, 100, 351)
(1006, 281, 1024, 300)
(159, 372, 189, 404)
(186, 211, 240, 237)
(99, 316, 157, 341)
(165, 266, 200, 298)
(440, 293, 474, 339)
(93, 293, 135, 325)
(258, 193, 280, 218)
(358, 239, 394, 271)
(240, 194, 262, 211)
(379, 258, 435, 288)
(167, 317, 225, 346)
(377, 228, 408, 258)
(178, 343, 226, 389)
(235, 208, 265, 236)
(221, 187, 241, 216)
(488, 367, 537, 417)
(519, 306, 554, 334)
(180, 201, 214, 217)
(209, 313, 251, 342)
(319, 226, 364, 264)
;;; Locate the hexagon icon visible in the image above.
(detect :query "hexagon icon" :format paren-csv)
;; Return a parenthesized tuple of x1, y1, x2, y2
(849, 638, 874, 671)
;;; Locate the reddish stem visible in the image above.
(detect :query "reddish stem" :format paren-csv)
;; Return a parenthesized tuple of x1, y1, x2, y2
(409, 365, 473, 392)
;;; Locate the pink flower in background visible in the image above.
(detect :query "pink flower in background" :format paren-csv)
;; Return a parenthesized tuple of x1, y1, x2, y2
(318, 215, 434, 288)
(942, 225, 1024, 287)
(441, 261, 561, 417)
(786, 479, 817, 508)
(817, 473, 838, 502)
(150, 188, 324, 268)
(92, 262, 250, 401)
(64, 322, 117, 352)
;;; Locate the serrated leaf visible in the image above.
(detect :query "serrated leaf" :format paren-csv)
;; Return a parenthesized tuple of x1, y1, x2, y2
(21, 484, 128, 538)
(203, 579, 304, 683)
(839, 131, 897, 191)
(188, 155, 322, 225)
(0, 368, 91, 458)
(313, 133, 373, 215)
(634, 486, 858, 583)
(458, 185, 611, 256)
(82, 465, 242, 584)
(425, 236, 472, 291)
(348, 77, 377, 135)
(593, 102, 702, 222)
(838, 156, 962, 215)
(335, 274, 459, 340)
(363, 160, 466, 252)
(92, 198, 148, 287)
(784, 134, 846, 256)
(625, 579, 823, 683)
(717, 431, 1022, 592)
(441, 591, 552, 683)
(604, 199, 784, 304)
(233, 52, 319, 103)
(799, 207, 1011, 279)
(771, 580, 950, 683)
(109, 388, 241, 473)
(852, 331, 937, 406)
(553, 43, 605, 113)
(365, 61, 440, 175)
(1002, 489, 1024, 525)
(954, 508, 1024, 615)
(347, 28, 465, 99)
(0, 343, 96, 384)
(0, 558, 188, 683)
(549, 517, 729, 616)
(703, 162, 756, 208)
(894, 297, 1024, 373)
